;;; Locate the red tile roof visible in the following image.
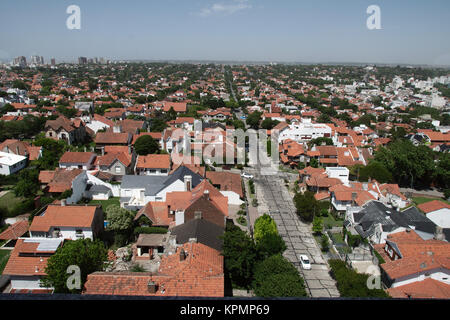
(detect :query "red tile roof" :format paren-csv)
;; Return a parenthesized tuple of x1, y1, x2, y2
(387, 278, 450, 299)
(59, 152, 96, 164)
(418, 200, 450, 214)
(0, 221, 29, 240)
(29, 205, 99, 232)
(136, 154, 171, 169)
(83, 242, 224, 297)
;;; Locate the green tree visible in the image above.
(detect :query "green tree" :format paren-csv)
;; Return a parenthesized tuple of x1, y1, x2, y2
(105, 205, 134, 232)
(294, 191, 320, 222)
(253, 214, 277, 243)
(134, 135, 160, 155)
(312, 216, 323, 234)
(221, 222, 257, 288)
(41, 239, 108, 293)
(321, 234, 329, 251)
(253, 255, 306, 298)
(14, 168, 39, 198)
(246, 111, 262, 130)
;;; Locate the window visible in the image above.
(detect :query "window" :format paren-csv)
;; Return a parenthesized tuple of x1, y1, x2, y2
(115, 166, 121, 173)
(194, 211, 202, 219)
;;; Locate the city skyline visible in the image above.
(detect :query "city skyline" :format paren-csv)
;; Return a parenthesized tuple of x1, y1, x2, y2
(1, 0, 450, 66)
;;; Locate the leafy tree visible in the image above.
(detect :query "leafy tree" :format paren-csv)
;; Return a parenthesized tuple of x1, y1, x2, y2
(309, 158, 319, 168)
(41, 239, 108, 293)
(294, 191, 320, 222)
(321, 234, 329, 251)
(374, 140, 436, 188)
(134, 135, 160, 155)
(253, 214, 277, 243)
(149, 118, 168, 132)
(312, 216, 323, 234)
(329, 259, 390, 298)
(256, 232, 286, 260)
(221, 222, 257, 288)
(246, 111, 262, 130)
(253, 255, 306, 298)
(14, 169, 39, 198)
(260, 118, 280, 130)
(105, 205, 134, 232)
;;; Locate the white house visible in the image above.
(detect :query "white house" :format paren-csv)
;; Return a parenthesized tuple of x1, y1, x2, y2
(277, 118, 332, 143)
(418, 200, 450, 228)
(326, 167, 349, 185)
(0, 151, 27, 175)
(29, 204, 104, 240)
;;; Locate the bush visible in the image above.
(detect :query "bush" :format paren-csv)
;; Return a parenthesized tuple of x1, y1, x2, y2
(134, 226, 168, 235)
(321, 234, 329, 252)
(252, 198, 258, 207)
(130, 264, 146, 272)
(253, 255, 306, 297)
(328, 259, 390, 298)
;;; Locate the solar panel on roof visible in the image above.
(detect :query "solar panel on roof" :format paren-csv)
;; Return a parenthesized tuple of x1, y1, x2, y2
(24, 238, 63, 252)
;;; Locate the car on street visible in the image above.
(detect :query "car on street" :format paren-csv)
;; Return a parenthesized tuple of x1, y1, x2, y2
(241, 172, 254, 179)
(300, 255, 311, 270)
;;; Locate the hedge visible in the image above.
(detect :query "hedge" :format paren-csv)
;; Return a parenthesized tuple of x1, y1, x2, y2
(134, 226, 168, 235)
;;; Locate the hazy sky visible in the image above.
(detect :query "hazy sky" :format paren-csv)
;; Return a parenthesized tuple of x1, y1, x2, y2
(1, 0, 449, 65)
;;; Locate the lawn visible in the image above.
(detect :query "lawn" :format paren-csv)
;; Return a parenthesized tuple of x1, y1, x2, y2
(0, 191, 25, 212)
(322, 214, 344, 228)
(0, 250, 11, 275)
(412, 197, 450, 206)
(87, 197, 120, 212)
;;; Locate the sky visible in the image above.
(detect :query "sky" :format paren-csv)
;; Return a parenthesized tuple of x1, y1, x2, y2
(0, 0, 449, 65)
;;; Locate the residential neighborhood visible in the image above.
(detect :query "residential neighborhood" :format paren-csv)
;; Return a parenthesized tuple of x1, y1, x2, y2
(0, 1, 449, 303)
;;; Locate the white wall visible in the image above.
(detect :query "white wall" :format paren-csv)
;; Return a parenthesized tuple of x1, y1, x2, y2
(10, 276, 46, 291)
(49, 226, 93, 240)
(220, 191, 243, 205)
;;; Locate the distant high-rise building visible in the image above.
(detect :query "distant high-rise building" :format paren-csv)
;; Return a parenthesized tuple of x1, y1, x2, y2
(12, 56, 27, 67)
(51, 58, 56, 66)
(78, 57, 88, 64)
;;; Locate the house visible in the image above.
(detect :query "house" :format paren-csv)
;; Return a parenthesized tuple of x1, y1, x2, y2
(387, 278, 450, 299)
(74, 101, 94, 114)
(94, 132, 132, 147)
(135, 179, 228, 228)
(205, 171, 244, 205)
(120, 165, 203, 210)
(135, 154, 171, 176)
(45, 116, 86, 145)
(29, 204, 104, 240)
(94, 146, 135, 177)
(59, 152, 96, 170)
(277, 118, 332, 143)
(374, 230, 450, 292)
(83, 242, 224, 297)
(345, 201, 410, 244)
(170, 218, 224, 252)
(0, 151, 27, 175)
(0, 139, 42, 161)
(163, 102, 187, 113)
(133, 233, 175, 261)
(39, 168, 87, 204)
(418, 200, 450, 228)
(0, 220, 29, 248)
(2, 237, 63, 292)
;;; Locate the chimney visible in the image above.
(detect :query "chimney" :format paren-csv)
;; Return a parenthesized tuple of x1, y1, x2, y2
(101, 147, 105, 156)
(61, 199, 66, 206)
(204, 189, 210, 200)
(147, 281, 157, 294)
(180, 248, 187, 261)
(184, 175, 192, 191)
(113, 125, 121, 133)
(16, 145, 20, 155)
(434, 226, 445, 241)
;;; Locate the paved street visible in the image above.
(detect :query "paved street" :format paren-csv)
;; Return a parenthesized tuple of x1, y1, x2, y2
(245, 145, 339, 298)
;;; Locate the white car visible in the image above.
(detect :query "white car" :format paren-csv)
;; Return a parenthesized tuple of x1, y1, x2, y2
(300, 255, 311, 270)
(241, 172, 254, 179)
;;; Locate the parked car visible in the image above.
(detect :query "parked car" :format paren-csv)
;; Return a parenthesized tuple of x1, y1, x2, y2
(300, 255, 311, 270)
(241, 172, 254, 179)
